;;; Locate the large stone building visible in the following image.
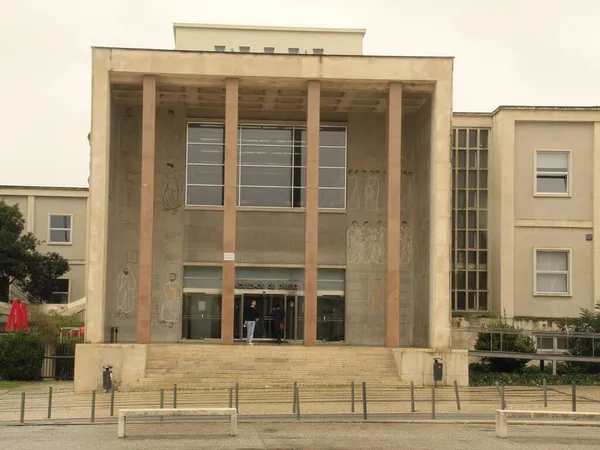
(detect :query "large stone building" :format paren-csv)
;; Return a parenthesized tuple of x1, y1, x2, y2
(7, 22, 594, 390)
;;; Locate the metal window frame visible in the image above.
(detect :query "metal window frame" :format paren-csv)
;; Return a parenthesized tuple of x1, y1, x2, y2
(534, 149, 572, 197)
(48, 213, 73, 245)
(533, 248, 572, 296)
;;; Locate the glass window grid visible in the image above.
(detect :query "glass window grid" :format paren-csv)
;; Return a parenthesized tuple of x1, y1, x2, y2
(49, 279, 70, 304)
(186, 123, 225, 206)
(452, 128, 489, 312)
(185, 122, 347, 208)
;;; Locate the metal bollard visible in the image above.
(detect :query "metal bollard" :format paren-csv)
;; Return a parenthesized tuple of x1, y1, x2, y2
(91, 390, 96, 423)
(410, 382, 415, 413)
(572, 383, 577, 412)
(293, 382, 297, 414)
(160, 388, 164, 422)
(362, 382, 367, 420)
(500, 385, 506, 410)
(229, 388, 233, 409)
(351, 381, 355, 413)
(431, 386, 435, 420)
(20, 392, 25, 424)
(47, 386, 53, 419)
(295, 385, 301, 420)
(454, 380, 461, 411)
(110, 384, 115, 417)
(235, 383, 239, 412)
(543, 378, 547, 408)
(173, 384, 178, 409)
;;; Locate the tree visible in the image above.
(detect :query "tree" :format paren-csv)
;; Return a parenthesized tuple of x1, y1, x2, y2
(0, 200, 70, 303)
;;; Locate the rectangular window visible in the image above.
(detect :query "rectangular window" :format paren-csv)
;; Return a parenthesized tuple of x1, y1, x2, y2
(214, 45, 226, 52)
(313, 48, 324, 55)
(536, 151, 569, 195)
(264, 47, 275, 53)
(186, 123, 225, 206)
(239, 46, 250, 53)
(288, 48, 299, 54)
(49, 215, 72, 244)
(535, 249, 570, 295)
(49, 279, 70, 304)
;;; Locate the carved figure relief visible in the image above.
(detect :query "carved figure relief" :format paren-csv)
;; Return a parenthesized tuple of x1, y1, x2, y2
(400, 221, 413, 266)
(347, 170, 362, 210)
(401, 171, 414, 214)
(347, 169, 386, 211)
(347, 221, 385, 265)
(159, 273, 182, 327)
(116, 267, 136, 318)
(364, 170, 381, 211)
(162, 163, 182, 215)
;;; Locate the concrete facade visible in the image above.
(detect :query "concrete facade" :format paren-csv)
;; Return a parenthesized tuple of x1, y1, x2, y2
(0, 186, 88, 314)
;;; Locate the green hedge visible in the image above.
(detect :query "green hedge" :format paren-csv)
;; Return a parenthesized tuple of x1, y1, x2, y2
(469, 362, 600, 386)
(0, 332, 45, 381)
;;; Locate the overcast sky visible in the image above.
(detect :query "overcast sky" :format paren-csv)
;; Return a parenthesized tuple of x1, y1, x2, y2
(0, 0, 598, 187)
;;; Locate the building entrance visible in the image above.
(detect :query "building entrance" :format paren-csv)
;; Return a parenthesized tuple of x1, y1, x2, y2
(234, 293, 303, 341)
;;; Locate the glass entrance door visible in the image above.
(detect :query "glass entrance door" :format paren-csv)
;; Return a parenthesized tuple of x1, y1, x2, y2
(235, 294, 286, 340)
(317, 295, 345, 341)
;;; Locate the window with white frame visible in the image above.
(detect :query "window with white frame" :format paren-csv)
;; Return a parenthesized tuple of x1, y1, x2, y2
(536, 151, 569, 195)
(49, 215, 72, 244)
(535, 249, 570, 295)
(186, 123, 225, 206)
(49, 279, 70, 304)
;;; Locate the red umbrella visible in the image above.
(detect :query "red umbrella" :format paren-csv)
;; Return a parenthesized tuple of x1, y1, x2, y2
(4, 299, 19, 332)
(19, 302, 29, 332)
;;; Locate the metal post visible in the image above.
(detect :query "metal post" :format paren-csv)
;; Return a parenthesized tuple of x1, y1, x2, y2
(552, 360, 557, 375)
(295, 385, 300, 420)
(431, 386, 435, 419)
(543, 378, 547, 408)
(110, 384, 115, 417)
(160, 388, 164, 422)
(362, 382, 367, 420)
(91, 390, 96, 423)
(454, 380, 461, 411)
(229, 388, 233, 409)
(235, 383, 239, 412)
(351, 381, 355, 413)
(47, 386, 53, 419)
(500, 385, 506, 410)
(19, 392, 25, 424)
(173, 384, 177, 409)
(410, 381, 415, 412)
(572, 383, 577, 412)
(293, 382, 297, 414)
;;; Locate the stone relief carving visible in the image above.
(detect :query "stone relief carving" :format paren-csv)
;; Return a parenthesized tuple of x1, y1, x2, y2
(347, 169, 387, 211)
(115, 267, 136, 318)
(162, 163, 182, 215)
(347, 221, 385, 265)
(126, 251, 138, 264)
(400, 221, 413, 266)
(366, 273, 384, 329)
(364, 170, 381, 211)
(347, 170, 362, 210)
(159, 273, 182, 327)
(401, 171, 414, 213)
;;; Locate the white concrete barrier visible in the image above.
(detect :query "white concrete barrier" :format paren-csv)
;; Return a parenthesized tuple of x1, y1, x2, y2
(496, 409, 600, 438)
(117, 407, 237, 438)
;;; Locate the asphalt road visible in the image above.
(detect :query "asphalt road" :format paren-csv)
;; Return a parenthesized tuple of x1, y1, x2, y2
(2, 422, 600, 449)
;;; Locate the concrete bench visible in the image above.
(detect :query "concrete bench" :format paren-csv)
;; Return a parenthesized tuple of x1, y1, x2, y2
(496, 409, 600, 438)
(117, 407, 237, 438)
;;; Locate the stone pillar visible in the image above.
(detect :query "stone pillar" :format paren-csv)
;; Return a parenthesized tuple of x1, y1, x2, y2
(86, 49, 111, 343)
(303, 80, 320, 346)
(429, 80, 453, 349)
(221, 78, 239, 345)
(593, 122, 600, 306)
(385, 82, 402, 348)
(137, 75, 157, 345)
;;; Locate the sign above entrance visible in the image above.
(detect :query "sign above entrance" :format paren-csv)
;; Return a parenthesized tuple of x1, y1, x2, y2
(235, 281, 303, 291)
(223, 252, 235, 261)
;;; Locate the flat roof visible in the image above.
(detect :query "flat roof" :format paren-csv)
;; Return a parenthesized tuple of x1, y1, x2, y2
(173, 23, 367, 35)
(455, 105, 600, 116)
(0, 185, 88, 192)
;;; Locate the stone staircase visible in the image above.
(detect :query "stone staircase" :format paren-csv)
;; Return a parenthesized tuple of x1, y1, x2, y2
(131, 344, 404, 390)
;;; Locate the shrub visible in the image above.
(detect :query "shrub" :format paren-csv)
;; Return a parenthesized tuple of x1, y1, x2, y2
(562, 304, 600, 373)
(28, 309, 83, 342)
(474, 316, 535, 372)
(0, 331, 45, 381)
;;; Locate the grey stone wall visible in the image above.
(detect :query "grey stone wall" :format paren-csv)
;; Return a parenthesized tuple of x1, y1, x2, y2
(318, 213, 346, 265)
(184, 211, 223, 262)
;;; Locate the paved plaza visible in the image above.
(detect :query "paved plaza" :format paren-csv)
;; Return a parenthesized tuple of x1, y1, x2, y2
(2, 422, 600, 449)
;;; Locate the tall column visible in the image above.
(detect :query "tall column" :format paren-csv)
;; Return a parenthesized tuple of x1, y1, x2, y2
(385, 82, 402, 348)
(86, 49, 111, 343)
(592, 123, 600, 307)
(221, 78, 239, 345)
(303, 80, 320, 346)
(429, 80, 453, 349)
(137, 75, 156, 345)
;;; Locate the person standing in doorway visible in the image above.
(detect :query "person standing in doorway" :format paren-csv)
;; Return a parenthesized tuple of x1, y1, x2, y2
(273, 304, 285, 345)
(244, 300, 259, 345)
